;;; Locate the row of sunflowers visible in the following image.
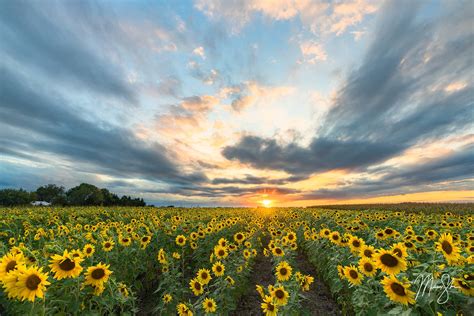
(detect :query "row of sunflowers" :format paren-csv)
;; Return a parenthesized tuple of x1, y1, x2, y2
(1, 206, 473, 315)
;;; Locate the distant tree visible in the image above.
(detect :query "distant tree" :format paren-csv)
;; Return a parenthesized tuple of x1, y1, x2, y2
(0, 188, 35, 206)
(36, 184, 66, 205)
(101, 188, 120, 206)
(66, 183, 104, 206)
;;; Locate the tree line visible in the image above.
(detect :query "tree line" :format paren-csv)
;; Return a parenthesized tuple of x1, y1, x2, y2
(0, 183, 146, 206)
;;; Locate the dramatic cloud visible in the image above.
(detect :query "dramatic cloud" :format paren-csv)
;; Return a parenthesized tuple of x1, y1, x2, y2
(0, 1, 135, 102)
(223, 0, 474, 184)
(0, 67, 206, 185)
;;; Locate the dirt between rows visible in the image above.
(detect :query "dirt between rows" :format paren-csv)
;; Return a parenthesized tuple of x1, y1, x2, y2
(231, 241, 341, 315)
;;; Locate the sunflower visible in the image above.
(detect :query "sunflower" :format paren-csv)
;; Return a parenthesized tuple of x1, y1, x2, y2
(15, 266, 50, 302)
(234, 232, 246, 244)
(272, 247, 285, 257)
(83, 244, 95, 257)
(330, 231, 341, 245)
(256, 284, 266, 298)
(176, 235, 187, 247)
(337, 265, 345, 279)
(212, 261, 225, 277)
(300, 275, 314, 291)
(214, 245, 228, 259)
(358, 258, 377, 277)
(197, 268, 212, 285)
(436, 233, 461, 264)
(391, 242, 408, 259)
(261, 295, 278, 316)
(225, 276, 235, 286)
(349, 236, 365, 253)
(381, 275, 415, 305)
(271, 285, 289, 306)
(374, 249, 407, 275)
(49, 250, 83, 280)
(163, 293, 173, 303)
(359, 245, 376, 259)
(2, 267, 23, 299)
(0, 252, 25, 279)
(202, 297, 217, 313)
(119, 236, 132, 247)
(84, 262, 112, 288)
(275, 261, 292, 282)
(452, 277, 474, 296)
(189, 278, 204, 296)
(344, 265, 363, 286)
(177, 303, 192, 316)
(102, 240, 115, 252)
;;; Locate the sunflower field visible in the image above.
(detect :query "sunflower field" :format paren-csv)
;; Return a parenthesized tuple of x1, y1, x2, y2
(0, 206, 473, 315)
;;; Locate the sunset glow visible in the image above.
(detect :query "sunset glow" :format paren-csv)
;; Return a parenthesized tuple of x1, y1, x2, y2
(261, 199, 272, 208)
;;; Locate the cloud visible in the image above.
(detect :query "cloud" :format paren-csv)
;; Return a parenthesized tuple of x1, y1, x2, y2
(193, 46, 206, 59)
(301, 145, 474, 200)
(299, 41, 328, 64)
(223, 0, 473, 179)
(211, 174, 307, 185)
(0, 1, 135, 102)
(195, 0, 378, 35)
(0, 67, 206, 185)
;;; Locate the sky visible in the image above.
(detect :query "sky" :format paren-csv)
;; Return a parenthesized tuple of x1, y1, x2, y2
(0, 0, 473, 207)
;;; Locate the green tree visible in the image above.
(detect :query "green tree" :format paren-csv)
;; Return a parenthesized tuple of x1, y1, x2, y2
(0, 188, 35, 206)
(35, 184, 66, 205)
(66, 183, 104, 206)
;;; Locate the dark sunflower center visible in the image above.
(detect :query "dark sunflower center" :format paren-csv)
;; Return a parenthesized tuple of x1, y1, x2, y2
(142, 237, 148, 242)
(458, 281, 470, 289)
(364, 263, 373, 272)
(353, 240, 360, 247)
(441, 241, 453, 254)
(280, 268, 288, 275)
(87, 248, 93, 253)
(26, 274, 41, 290)
(380, 253, 398, 267)
(333, 235, 339, 240)
(276, 248, 282, 254)
(237, 234, 243, 240)
(218, 250, 225, 256)
(59, 258, 76, 271)
(364, 250, 373, 257)
(194, 282, 201, 290)
(91, 268, 105, 279)
(207, 302, 213, 307)
(201, 272, 208, 279)
(391, 283, 406, 296)
(178, 238, 183, 243)
(105, 243, 111, 248)
(6, 260, 16, 273)
(349, 270, 358, 279)
(385, 228, 393, 234)
(268, 304, 275, 311)
(275, 289, 285, 299)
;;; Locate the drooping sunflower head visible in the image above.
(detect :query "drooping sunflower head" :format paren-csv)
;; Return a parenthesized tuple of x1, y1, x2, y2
(261, 295, 278, 316)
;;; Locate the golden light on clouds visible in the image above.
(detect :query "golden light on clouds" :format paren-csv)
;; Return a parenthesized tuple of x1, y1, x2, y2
(261, 199, 272, 208)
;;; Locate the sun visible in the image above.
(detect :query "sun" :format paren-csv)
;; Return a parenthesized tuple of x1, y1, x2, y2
(261, 199, 272, 208)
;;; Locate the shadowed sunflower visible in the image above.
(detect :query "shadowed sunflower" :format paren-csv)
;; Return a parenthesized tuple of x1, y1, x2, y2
(452, 275, 473, 296)
(84, 262, 112, 289)
(381, 275, 415, 305)
(15, 266, 50, 302)
(374, 249, 407, 275)
(49, 250, 83, 280)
